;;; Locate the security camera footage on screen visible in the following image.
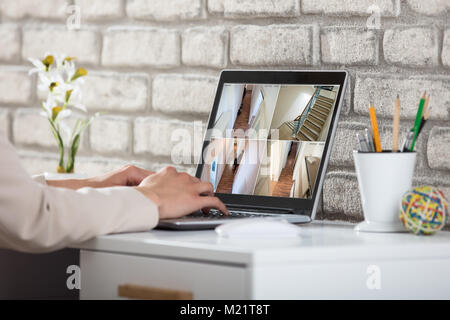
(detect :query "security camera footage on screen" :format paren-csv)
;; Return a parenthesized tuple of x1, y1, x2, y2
(200, 83, 339, 199)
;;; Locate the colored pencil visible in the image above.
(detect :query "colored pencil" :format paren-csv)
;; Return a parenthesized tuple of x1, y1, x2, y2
(369, 104, 382, 152)
(418, 105, 432, 135)
(410, 91, 426, 151)
(422, 94, 430, 118)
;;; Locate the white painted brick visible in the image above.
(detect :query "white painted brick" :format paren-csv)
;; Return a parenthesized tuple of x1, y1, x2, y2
(443, 29, 450, 68)
(0, 25, 20, 62)
(207, 0, 224, 13)
(22, 26, 100, 65)
(74, 0, 123, 20)
(153, 74, 217, 114)
(230, 25, 313, 66)
(354, 74, 450, 120)
(383, 26, 439, 67)
(134, 117, 204, 159)
(83, 71, 149, 111)
(18, 151, 59, 175)
(126, 0, 202, 20)
(90, 116, 130, 153)
(13, 109, 85, 150)
(406, 0, 450, 16)
(13, 109, 57, 147)
(0, 0, 69, 19)
(0, 108, 8, 136)
(321, 27, 378, 65)
(210, 0, 299, 17)
(302, 0, 400, 16)
(323, 171, 363, 218)
(182, 27, 228, 68)
(102, 27, 180, 67)
(427, 126, 450, 170)
(0, 67, 32, 104)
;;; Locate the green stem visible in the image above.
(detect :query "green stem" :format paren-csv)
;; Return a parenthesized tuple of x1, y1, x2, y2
(66, 133, 81, 173)
(48, 118, 65, 172)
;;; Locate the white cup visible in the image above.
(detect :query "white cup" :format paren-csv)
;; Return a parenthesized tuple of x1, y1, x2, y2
(353, 150, 416, 233)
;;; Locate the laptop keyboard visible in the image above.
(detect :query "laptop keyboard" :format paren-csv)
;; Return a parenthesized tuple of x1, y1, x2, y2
(184, 209, 273, 220)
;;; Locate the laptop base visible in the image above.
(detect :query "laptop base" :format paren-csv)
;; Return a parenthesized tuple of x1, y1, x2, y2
(157, 210, 311, 230)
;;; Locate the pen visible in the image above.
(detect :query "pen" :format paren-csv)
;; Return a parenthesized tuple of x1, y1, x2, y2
(410, 91, 426, 151)
(357, 133, 369, 152)
(364, 128, 375, 152)
(369, 104, 382, 152)
(402, 130, 414, 152)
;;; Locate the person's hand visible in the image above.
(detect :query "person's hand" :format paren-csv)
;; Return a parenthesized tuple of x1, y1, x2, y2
(86, 165, 154, 188)
(135, 166, 229, 219)
(47, 165, 154, 190)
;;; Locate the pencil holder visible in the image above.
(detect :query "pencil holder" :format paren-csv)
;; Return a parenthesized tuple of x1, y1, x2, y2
(353, 151, 416, 233)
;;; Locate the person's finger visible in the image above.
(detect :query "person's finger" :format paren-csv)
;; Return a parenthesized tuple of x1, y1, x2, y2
(127, 167, 154, 185)
(197, 196, 229, 215)
(125, 166, 154, 185)
(194, 182, 214, 195)
(190, 175, 201, 183)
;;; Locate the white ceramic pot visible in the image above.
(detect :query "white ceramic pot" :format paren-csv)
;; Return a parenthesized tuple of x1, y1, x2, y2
(353, 150, 416, 233)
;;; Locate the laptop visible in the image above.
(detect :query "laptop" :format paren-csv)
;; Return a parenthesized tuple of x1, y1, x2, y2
(157, 70, 349, 230)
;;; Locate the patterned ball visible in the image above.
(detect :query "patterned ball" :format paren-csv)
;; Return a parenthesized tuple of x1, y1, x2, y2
(399, 186, 448, 235)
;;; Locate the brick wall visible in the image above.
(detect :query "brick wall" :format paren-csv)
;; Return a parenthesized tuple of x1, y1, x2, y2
(0, 0, 448, 223)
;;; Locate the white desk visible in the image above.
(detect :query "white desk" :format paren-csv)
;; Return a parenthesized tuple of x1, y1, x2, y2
(75, 221, 450, 299)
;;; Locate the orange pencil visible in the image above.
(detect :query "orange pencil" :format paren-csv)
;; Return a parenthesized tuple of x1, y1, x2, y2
(369, 104, 382, 152)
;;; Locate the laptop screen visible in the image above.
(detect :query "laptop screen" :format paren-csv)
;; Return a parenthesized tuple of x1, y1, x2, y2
(199, 83, 340, 200)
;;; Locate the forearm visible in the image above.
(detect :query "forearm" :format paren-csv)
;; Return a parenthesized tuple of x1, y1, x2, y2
(46, 178, 100, 190)
(0, 184, 159, 253)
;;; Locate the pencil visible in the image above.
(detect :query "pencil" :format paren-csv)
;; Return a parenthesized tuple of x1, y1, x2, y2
(424, 106, 432, 120)
(418, 106, 432, 135)
(369, 104, 382, 152)
(410, 91, 426, 151)
(422, 94, 430, 117)
(392, 94, 400, 152)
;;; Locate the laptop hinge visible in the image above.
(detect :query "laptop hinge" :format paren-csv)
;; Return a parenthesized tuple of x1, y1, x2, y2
(226, 204, 309, 215)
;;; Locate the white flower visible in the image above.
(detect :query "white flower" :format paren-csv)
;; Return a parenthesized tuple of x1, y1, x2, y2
(54, 53, 67, 69)
(66, 86, 87, 112)
(57, 108, 72, 119)
(41, 95, 56, 118)
(28, 58, 47, 75)
(37, 70, 65, 96)
(40, 95, 72, 121)
(64, 59, 77, 82)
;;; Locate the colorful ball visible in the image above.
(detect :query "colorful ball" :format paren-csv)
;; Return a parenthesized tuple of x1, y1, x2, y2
(399, 186, 448, 235)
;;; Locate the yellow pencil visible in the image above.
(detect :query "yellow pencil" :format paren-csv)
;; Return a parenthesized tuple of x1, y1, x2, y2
(392, 95, 400, 152)
(369, 104, 382, 152)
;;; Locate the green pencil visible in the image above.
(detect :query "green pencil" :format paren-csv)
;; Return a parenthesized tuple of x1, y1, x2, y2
(410, 91, 426, 151)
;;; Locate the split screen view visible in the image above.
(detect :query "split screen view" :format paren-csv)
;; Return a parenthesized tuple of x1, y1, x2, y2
(200, 83, 339, 199)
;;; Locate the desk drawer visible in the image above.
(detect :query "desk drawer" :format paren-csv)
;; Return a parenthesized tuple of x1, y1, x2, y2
(80, 250, 247, 300)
